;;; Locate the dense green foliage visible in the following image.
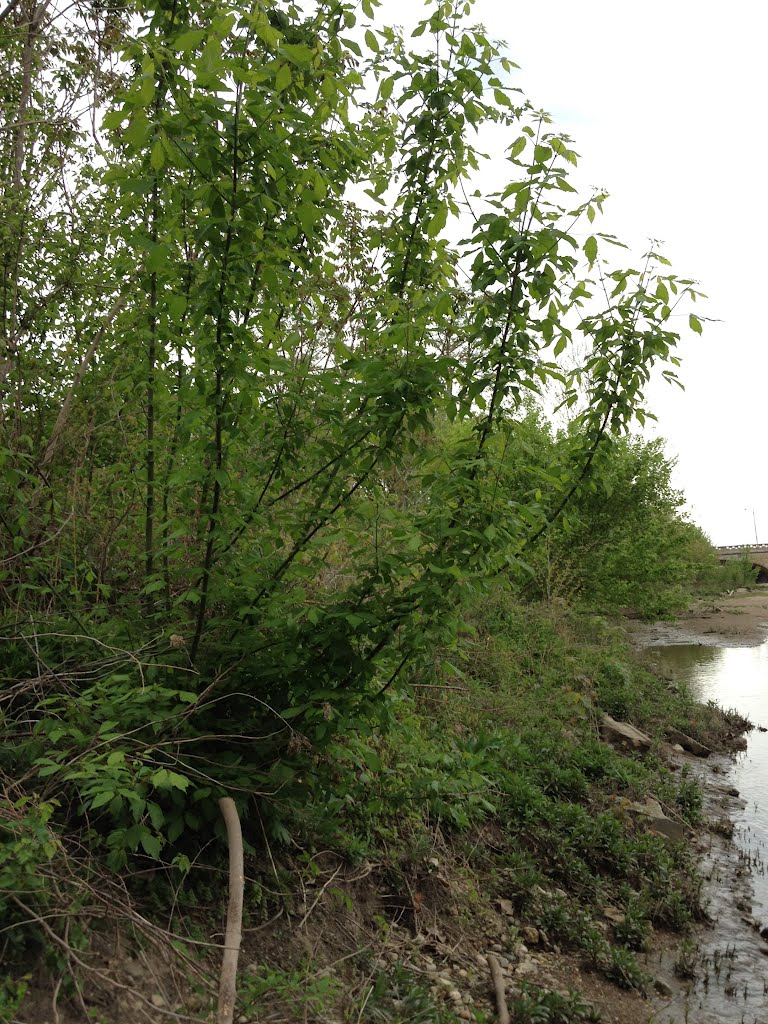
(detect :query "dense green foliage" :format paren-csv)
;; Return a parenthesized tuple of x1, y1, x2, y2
(0, 0, 733, 1014)
(513, 424, 738, 616)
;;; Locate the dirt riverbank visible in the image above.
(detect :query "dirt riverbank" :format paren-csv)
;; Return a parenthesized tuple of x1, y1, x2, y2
(630, 587, 768, 648)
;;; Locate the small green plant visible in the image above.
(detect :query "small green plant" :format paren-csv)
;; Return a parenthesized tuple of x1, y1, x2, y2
(674, 938, 699, 980)
(674, 769, 703, 825)
(360, 963, 463, 1023)
(603, 945, 648, 991)
(612, 902, 651, 952)
(0, 975, 30, 1019)
(509, 983, 601, 1023)
(239, 964, 340, 1019)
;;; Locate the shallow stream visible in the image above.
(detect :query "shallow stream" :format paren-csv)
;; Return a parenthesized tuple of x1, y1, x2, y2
(643, 639, 768, 1023)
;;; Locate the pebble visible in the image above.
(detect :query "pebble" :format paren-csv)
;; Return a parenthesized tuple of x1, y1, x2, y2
(448, 989, 463, 1003)
(123, 960, 142, 980)
(457, 1010, 471, 1021)
(457, 968, 468, 978)
(654, 978, 674, 997)
(475, 953, 488, 967)
(150, 994, 166, 1008)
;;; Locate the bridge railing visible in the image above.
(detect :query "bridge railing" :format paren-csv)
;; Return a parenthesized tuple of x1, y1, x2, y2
(716, 544, 768, 554)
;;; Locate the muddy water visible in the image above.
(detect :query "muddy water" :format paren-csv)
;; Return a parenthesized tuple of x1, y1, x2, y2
(644, 640, 768, 1024)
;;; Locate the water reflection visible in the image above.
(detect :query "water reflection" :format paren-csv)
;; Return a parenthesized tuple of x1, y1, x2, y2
(650, 640, 768, 918)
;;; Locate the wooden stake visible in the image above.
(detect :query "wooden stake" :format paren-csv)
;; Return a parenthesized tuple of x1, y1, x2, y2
(488, 954, 510, 1024)
(217, 797, 244, 1024)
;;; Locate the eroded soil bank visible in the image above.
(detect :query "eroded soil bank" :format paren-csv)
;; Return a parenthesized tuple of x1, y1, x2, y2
(15, 598, 762, 1024)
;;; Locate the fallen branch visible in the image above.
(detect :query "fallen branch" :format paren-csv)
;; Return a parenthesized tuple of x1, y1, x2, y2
(217, 797, 244, 1024)
(488, 954, 510, 1024)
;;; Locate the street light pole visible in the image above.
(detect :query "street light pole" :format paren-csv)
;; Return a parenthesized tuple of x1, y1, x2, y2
(745, 507, 759, 545)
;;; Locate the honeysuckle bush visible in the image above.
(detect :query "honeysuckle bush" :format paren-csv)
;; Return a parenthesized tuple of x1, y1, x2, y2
(1, 0, 706, 878)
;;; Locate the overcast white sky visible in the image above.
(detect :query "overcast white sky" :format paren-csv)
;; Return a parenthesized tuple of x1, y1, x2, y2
(383, 0, 767, 545)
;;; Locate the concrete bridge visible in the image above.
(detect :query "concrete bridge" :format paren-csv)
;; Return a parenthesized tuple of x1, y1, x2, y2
(717, 545, 768, 582)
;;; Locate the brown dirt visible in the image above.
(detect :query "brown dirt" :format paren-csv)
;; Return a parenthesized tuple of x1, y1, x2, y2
(630, 588, 768, 649)
(677, 588, 768, 644)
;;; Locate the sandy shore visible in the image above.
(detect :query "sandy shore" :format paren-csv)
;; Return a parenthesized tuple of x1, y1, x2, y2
(630, 587, 768, 648)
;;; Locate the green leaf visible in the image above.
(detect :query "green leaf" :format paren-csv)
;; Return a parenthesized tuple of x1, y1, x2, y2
(364, 29, 379, 52)
(361, 747, 381, 772)
(427, 201, 448, 237)
(102, 108, 127, 132)
(168, 818, 185, 843)
(379, 76, 395, 101)
(689, 313, 703, 334)
(281, 706, 306, 719)
(150, 138, 165, 172)
(140, 832, 162, 859)
(173, 29, 206, 53)
(148, 801, 165, 830)
(584, 236, 598, 265)
(167, 772, 190, 792)
(275, 63, 292, 92)
(89, 789, 115, 810)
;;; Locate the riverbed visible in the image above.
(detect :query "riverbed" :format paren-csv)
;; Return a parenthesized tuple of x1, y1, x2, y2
(637, 597, 768, 1023)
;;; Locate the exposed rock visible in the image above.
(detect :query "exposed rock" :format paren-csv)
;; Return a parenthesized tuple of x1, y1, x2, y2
(627, 797, 688, 843)
(657, 741, 681, 761)
(521, 926, 540, 945)
(123, 959, 143, 980)
(599, 714, 652, 752)
(654, 978, 674, 996)
(602, 905, 625, 924)
(665, 727, 711, 757)
(496, 898, 515, 916)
